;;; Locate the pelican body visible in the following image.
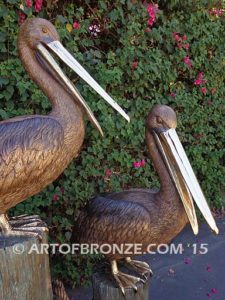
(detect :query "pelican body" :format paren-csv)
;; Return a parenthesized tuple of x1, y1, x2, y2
(0, 18, 129, 237)
(74, 105, 218, 294)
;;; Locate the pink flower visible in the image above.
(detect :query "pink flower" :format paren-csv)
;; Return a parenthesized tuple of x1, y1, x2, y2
(147, 18, 154, 26)
(60, 188, 65, 195)
(145, 28, 151, 33)
(170, 92, 176, 98)
(209, 8, 225, 16)
(25, 0, 32, 8)
(211, 288, 219, 294)
(207, 293, 211, 298)
(133, 160, 146, 168)
(146, 3, 158, 28)
(194, 72, 206, 85)
(105, 169, 111, 177)
(18, 12, 26, 25)
(34, 0, 43, 12)
(184, 257, 192, 264)
(53, 194, 59, 201)
(133, 161, 141, 168)
(131, 61, 139, 69)
(183, 56, 192, 68)
(201, 87, 207, 94)
(177, 42, 183, 49)
(183, 43, 189, 50)
(173, 32, 181, 42)
(73, 21, 80, 30)
(198, 72, 204, 80)
(140, 159, 146, 167)
(194, 79, 201, 85)
(173, 33, 189, 51)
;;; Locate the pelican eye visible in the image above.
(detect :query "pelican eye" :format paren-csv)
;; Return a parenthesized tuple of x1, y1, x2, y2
(156, 116, 163, 124)
(42, 27, 48, 34)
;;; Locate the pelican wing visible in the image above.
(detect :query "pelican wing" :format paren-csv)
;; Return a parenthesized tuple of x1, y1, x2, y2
(0, 116, 64, 211)
(75, 196, 152, 252)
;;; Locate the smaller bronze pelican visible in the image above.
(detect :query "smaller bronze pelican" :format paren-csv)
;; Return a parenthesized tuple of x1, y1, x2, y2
(0, 18, 129, 238)
(74, 105, 219, 294)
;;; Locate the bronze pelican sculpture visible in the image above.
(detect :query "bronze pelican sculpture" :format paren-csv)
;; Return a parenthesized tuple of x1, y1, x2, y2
(74, 105, 218, 294)
(0, 18, 129, 237)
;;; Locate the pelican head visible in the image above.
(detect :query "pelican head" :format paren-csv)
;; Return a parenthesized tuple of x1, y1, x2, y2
(146, 104, 219, 235)
(18, 18, 130, 136)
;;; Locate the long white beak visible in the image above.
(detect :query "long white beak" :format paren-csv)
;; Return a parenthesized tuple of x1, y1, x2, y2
(154, 128, 219, 235)
(46, 41, 130, 123)
(37, 43, 104, 136)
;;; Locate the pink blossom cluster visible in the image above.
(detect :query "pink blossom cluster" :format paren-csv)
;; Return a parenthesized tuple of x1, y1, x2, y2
(201, 87, 207, 95)
(73, 21, 80, 30)
(146, 3, 159, 28)
(25, 0, 32, 8)
(194, 72, 207, 94)
(183, 56, 192, 68)
(133, 159, 146, 169)
(209, 8, 225, 17)
(172, 33, 189, 50)
(53, 194, 59, 201)
(194, 72, 206, 85)
(19, 11, 26, 25)
(34, 0, 43, 13)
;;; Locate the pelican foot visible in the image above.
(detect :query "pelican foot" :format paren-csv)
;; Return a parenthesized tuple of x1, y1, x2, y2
(10, 215, 43, 227)
(111, 260, 144, 295)
(3, 226, 48, 241)
(124, 257, 153, 280)
(11, 214, 40, 220)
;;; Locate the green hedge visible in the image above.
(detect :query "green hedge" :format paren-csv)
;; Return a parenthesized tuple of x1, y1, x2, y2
(0, 0, 224, 286)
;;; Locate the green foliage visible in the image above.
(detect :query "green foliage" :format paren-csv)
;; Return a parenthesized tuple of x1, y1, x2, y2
(0, 0, 224, 286)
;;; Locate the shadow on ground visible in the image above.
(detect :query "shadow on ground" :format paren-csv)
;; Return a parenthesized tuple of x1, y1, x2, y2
(67, 218, 225, 300)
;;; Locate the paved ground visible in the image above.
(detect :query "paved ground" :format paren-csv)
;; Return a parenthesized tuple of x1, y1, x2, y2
(68, 218, 225, 300)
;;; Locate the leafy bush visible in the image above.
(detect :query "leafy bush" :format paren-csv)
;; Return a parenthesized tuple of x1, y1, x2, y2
(0, 0, 224, 286)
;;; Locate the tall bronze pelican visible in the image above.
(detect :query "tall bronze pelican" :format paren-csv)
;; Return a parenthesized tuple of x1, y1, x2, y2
(74, 105, 219, 294)
(0, 18, 129, 237)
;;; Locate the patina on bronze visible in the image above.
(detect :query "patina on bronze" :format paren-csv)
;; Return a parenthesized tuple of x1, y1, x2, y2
(74, 105, 219, 295)
(0, 18, 129, 238)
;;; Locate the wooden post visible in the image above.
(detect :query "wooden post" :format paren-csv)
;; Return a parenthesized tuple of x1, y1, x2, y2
(92, 262, 150, 300)
(0, 226, 53, 300)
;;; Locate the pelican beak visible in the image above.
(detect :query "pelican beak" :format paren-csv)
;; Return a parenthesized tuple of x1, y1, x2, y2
(36, 41, 130, 136)
(153, 128, 219, 235)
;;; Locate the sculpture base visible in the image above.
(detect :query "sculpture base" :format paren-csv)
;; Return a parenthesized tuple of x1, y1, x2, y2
(0, 220, 53, 300)
(92, 262, 150, 300)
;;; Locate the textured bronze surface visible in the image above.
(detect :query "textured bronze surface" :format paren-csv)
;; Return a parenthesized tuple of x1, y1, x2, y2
(74, 105, 189, 260)
(0, 18, 85, 218)
(74, 99, 218, 294)
(74, 105, 193, 293)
